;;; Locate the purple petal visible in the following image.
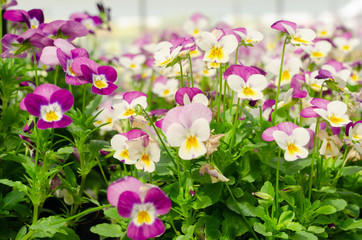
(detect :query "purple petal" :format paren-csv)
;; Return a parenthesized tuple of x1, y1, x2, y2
(54, 38, 76, 56)
(127, 129, 149, 141)
(28, 9, 44, 25)
(91, 82, 118, 95)
(127, 218, 165, 240)
(292, 90, 307, 99)
(224, 64, 260, 82)
(331, 127, 341, 136)
(175, 87, 203, 105)
(40, 46, 59, 66)
(123, 91, 148, 104)
(33, 84, 61, 101)
(107, 176, 143, 207)
(80, 64, 94, 83)
(97, 66, 118, 83)
(300, 106, 319, 118)
(37, 115, 72, 129)
(42, 20, 66, 35)
(117, 191, 141, 218)
(144, 188, 171, 215)
(56, 48, 69, 71)
(263, 99, 276, 110)
(3, 9, 27, 22)
(271, 20, 297, 34)
(61, 20, 89, 37)
(65, 75, 88, 86)
(277, 122, 299, 135)
(262, 126, 278, 141)
(24, 93, 48, 117)
(50, 89, 74, 112)
(310, 98, 329, 110)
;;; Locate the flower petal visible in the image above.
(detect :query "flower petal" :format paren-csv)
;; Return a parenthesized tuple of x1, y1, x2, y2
(144, 187, 171, 215)
(118, 191, 141, 218)
(272, 130, 289, 150)
(127, 218, 165, 240)
(107, 176, 143, 207)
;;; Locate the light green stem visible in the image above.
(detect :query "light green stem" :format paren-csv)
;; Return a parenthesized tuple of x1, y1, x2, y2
(272, 37, 288, 125)
(179, 59, 184, 87)
(308, 118, 320, 200)
(32, 48, 39, 86)
(273, 148, 282, 220)
(187, 54, 194, 87)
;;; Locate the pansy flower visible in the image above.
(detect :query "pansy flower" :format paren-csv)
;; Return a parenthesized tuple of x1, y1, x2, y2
(183, 13, 209, 37)
(112, 91, 148, 119)
(153, 41, 182, 67)
(1, 0, 17, 10)
(20, 84, 73, 129)
(119, 54, 146, 73)
(161, 103, 212, 160)
(197, 31, 238, 63)
(235, 29, 264, 45)
(345, 121, 362, 142)
(334, 35, 360, 54)
(152, 76, 178, 98)
(175, 87, 208, 106)
(262, 122, 310, 161)
(70, 12, 102, 34)
(301, 40, 332, 63)
(79, 59, 118, 95)
(40, 38, 76, 66)
(224, 65, 267, 100)
(0, 34, 27, 58)
(317, 130, 343, 157)
(107, 177, 171, 240)
(42, 20, 89, 40)
(4, 8, 44, 29)
(271, 20, 316, 45)
(266, 56, 302, 86)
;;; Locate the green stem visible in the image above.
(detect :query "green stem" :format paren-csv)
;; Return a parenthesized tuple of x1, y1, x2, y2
(331, 146, 350, 187)
(82, 84, 87, 113)
(272, 37, 288, 125)
(0, 7, 3, 56)
(273, 148, 282, 220)
(217, 64, 223, 122)
(308, 118, 320, 200)
(179, 59, 184, 87)
(32, 48, 39, 86)
(187, 54, 194, 87)
(225, 183, 259, 240)
(54, 65, 60, 85)
(32, 202, 39, 225)
(96, 156, 108, 184)
(222, 66, 227, 122)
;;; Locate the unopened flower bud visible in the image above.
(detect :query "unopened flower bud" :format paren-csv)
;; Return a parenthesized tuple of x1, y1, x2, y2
(282, 185, 302, 193)
(252, 192, 274, 201)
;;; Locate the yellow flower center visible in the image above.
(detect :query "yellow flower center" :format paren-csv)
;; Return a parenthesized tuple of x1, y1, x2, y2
(186, 135, 198, 150)
(311, 83, 321, 90)
(120, 149, 129, 159)
(94, 79, 107, 89)
(342, 45, 350, 51)
(136, 210, 152, 225)
(242, 86, 255, 96)
(163, 89, 170, 96)
(287, 143, 299, 154)
(124, 108, 135, 116)
(193, 29, 200, 35)
(326, 141, 333, 153)
(328, 114, 344, 124)
(130, 63, 136, 69)
(68, 66, 77, 76)
(320, 30, 327, 36)
(45, 111, 59, 122)
(159, 58, 171, 66)
(351, 73, 358, 81)
(312, 51, 323, 58)
(293, 37, 308, 44)
(281, 71, 291, 82)
(208, 46, 224, 60)
(141, 154, 151, 165)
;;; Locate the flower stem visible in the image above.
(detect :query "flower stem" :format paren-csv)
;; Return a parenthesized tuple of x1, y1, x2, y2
(308, 118, 320, 200)
(331, 146, 350, 187)
(234, 43, 240, 64)
(82, 84, 87, 113)
(54, 65, 60, 85)
(32, 48, 39, 86)
(187, 53, 194, 87)
(179, 59, 184, 87)
(225, 183, 259, 240)
(217, 64, 223, 122)
(273, 148, 282, 219)
(272, 37, 288, 125)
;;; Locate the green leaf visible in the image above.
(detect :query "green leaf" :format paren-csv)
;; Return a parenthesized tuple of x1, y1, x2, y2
(47, 227, 80, 240)
(341, 166, 362, 176)
(344, 204, 360, 218)
(340, 219, 362, 230)
(15, 226, 27, 240)
(2, 190, 26, 210)
(275, 232, 289, 239)
(315, 205, 336, 215)
(175, 225, 196, 240)
(278, 210, 294, 225)
(226, 198, 256, 217)
(283, 158, 312, 174)
(57, 147, 74, 155)
(253, 222, 272, 237)
(192, 183, 223, 209)
(0, 179, 28, 194)
(307, 226, 325, 234)
(205, 211, 223, 240)
(90, 223, 123, 238)
(260, 181, 275, 198)
(285, 222, 304, 231)
(222, 209, 248, 238)
(30, 216, 67, 238)
(84, 95, 102, 117)
(293, 231, 318, 240)
(103, 207, 123, 222)
(323, 198, 347, 212)
(325, 80, 342, 92)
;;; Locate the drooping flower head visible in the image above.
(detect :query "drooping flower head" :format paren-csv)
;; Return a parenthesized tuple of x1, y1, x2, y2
(112, 91, 148, 119)
(271, 20, 316, 45)
(107, 177, 171, 240)
(175, 87, 208, 106)
(224, 65, 267, 100)
(262, 122, 310, 161)
(20, 84, 73, 129)
(161, 103, 212, 160)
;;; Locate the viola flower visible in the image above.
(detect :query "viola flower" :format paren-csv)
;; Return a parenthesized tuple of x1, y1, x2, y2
(197, 31, 238, 63)
(152, 76, 178, 98)
(112, 91, 148, 119)
(1, 0, 17, 10)
(183, 13, 209, 37)
(79, 59, 118, 95)
(321, 60, 352, 85)
(42, 20, 89, 40)
(107, 177, 171, 240)
(119, 54, 146, 73)
(345, 121, 362, 142)
(111, 129, 148, 164)
(93, 99, 121, 134)
(161, 103, 212, 160)
(4, 8, 44, 29)
(301, 40, 332, 63)
(70, 12, 102, 33)
(305, 71, 328, 92)
(262, 122, 310, 161)
(334, 35, 360, 54)
(235, 29, 264, 46)
(224, 65, 267, 100)
(175, 87, 208, 106)
(153, 41, 182, 67)
(200, 163, 229, 183)
(266, 56, 302, 86)
(20, 84, 73, 129)
(40, 38, 76, 66)
(0, 34, 27, 58)
(348, 69, 361, 86)
(271, 20, 316, 45)
(317, 130, 343, 157)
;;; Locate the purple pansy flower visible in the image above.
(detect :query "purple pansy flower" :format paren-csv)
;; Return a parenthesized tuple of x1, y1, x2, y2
(345, 121, 362, 142)
(79, 59, 118, 95)
(4, 8, 44, 29)
(20, 84, 74, 129)
(0, 33, 27, 58)
(175, 87, 208, 106)
(271, 20, 316, 45)
(42, 20, 89, 40)
(70, 12, 102, 34)
(107, 176, 171, 240)
(40, 38, 76, 66)
(112, 91, 148, 119)
(2, 0, 17, 10)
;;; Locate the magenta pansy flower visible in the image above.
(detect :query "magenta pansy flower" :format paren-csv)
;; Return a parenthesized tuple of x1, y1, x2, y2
(79, 59, 118, 95)
(112, 91, 148, 119)
(40, 38, 75, 66)
(175, 87, 208, 106)
(271, 20, 316, 45)
(42, 20, 89, 39)
(2, 0, 17, 10)
(4, 8, 44, 29)
(70, 12, 102, 34)
(262, 122, 310, 161)
(20, 84, 73, 129)
(0, 34, 27, 58)
(107, 176, 171, 240)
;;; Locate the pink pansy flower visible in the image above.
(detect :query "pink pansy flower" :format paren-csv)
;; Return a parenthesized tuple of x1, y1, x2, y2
(183, 13, 209, 37)
(79, 59, 118, 95)
(20, 84, 73, 129)
(40, 38, 76, 66)
(197, 31, 238, 64)
(161, 103, 212, 160)
(4, 8, 44, 29)
(112, 91, 148, 119)
(42, 20, 89, 40)
(262, 122, 310, 161)
(345, 121, 362, 142)
(175, 87, 208, 106)
(70, 12, 102, 34)
(152, 76, 178, 98)
(111, 129, 148, 164)
(224, 65, 267, 101)
(107, 177, 171, 240)
(271, 20, 316, 45)
(321, 59, 352, 84)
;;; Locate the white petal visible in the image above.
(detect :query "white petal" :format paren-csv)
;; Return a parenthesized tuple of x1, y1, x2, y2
(190, 118, 211, 141)
(192, 93, 209, 106)
(110, 135, 128, 151)
(166, 123, 188, 147)
(327, 101, 347, 115)
(179, 138, 206, 160)
(227, 74, 244, 92)
(284, 145, 308, 161)
(197, 32, 216, 51)
(272, 130, 289, 150)
(247, 74, 267, 91)
(219, 35, 238, 54)
(291, 127, 310, 147)
(130, 96, 148, 109)
(147, 142, 161, 163)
